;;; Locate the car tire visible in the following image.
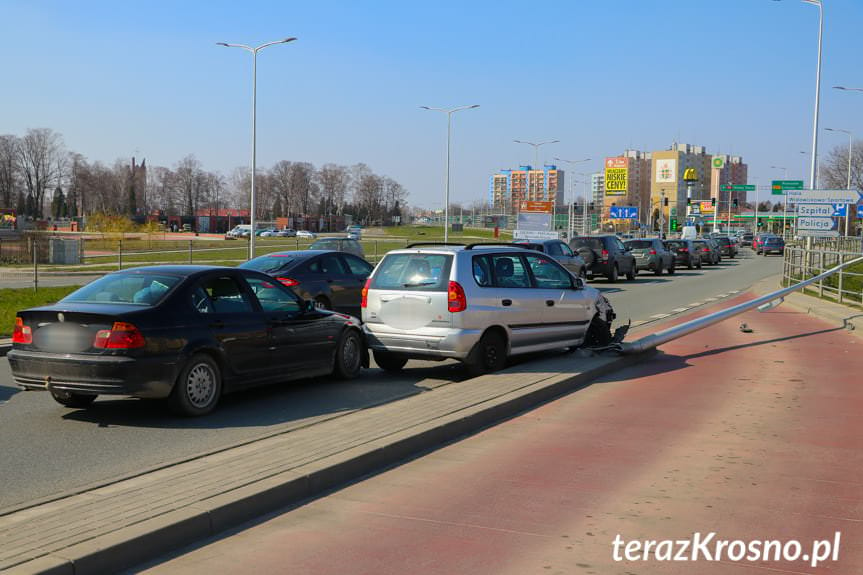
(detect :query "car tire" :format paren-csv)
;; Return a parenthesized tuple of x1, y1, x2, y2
(687, 260, 693, 270)
(607, 265, 619, 283)
(465, 331, 507, 377)
(583, 314, 613, 347)
(654, 264, 663, 276)
(668, 264, 676, 275)
(626, 264, 636, 281)
(50, 390, 97, 408)
(169, 354, 222, 417)
(333, 329, 362, 379)
(314, 296, 332, 311)
(696, 258, 703, 269)
(374, 350, 408, 372)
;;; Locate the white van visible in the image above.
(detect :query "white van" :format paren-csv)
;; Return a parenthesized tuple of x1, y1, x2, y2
(225, 224, 251, 239)
(681, 226, 697, 241)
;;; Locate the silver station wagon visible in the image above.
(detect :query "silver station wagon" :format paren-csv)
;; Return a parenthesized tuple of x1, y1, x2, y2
(361, 243, 616, 376)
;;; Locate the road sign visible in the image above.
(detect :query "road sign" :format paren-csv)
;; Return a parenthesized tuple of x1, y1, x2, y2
(785, 189, 861, 204)
(798, 229, 840, 238)
(712, 156, 725, 170)
(519, 201, 554, 213)
(513, 229, 560, 240)
(797, 203, 847, 217)
(797, 216, 838, 232)
(721, 184, 756, 192)
(771, 180, 804, 196)
(609, 206, 639, 219)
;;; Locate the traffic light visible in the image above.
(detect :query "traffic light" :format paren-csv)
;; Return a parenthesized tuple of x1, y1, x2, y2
(686, 197, 692, 206)
(663, 197, 669, 207)
(670, 218, 679, 231)
(711, 197, 716, 207)
(732, 198, 739, 208)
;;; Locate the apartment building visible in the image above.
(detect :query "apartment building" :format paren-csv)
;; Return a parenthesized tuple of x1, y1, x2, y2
(489, 165, 565, 211)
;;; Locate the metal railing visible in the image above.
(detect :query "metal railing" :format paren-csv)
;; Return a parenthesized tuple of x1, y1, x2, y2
(783, 246, 863, 306)
(618, 254, 863, 355)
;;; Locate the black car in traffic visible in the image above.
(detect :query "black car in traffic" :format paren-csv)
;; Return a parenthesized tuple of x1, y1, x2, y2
(569, 235, 637, 282)
(239, 250, 374, 318)
(7, 266, 365, 416)
(663, 239, 703, 269)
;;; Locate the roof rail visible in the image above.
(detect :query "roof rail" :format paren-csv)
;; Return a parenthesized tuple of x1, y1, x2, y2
(404, 242, 466, 249)
(464, 242, 524, 250)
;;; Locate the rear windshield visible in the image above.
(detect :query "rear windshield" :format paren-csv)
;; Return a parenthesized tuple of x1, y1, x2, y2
(571, 237, 602, 250)
(238, 254, 298, 274)
(62, 273, 181, 306)
(665, 241, 686, 249)
(715, 237, 732, 245)
(625, 240, 653, 249)
(764, 237, 784, 243)
(370, 253, 453, 291)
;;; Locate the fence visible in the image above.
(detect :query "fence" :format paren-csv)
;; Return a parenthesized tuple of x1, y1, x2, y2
(783, 245, 863, 306)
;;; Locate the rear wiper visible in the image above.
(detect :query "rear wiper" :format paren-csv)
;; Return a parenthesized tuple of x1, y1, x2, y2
(403, 281, 436, 287)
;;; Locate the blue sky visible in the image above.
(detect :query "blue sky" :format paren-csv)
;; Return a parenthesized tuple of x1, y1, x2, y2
(2, 0, 861, 208)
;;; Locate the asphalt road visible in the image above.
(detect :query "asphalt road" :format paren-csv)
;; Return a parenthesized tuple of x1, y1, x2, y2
(0, 250, 783, 512)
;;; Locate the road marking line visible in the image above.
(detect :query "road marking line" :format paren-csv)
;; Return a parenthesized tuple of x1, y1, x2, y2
(688, 302, 703, 307)
(650, 313, 671, 319)
(671, 307, 690, 313)
(729, 290, 739, 294)
(704, 297, 718, 301)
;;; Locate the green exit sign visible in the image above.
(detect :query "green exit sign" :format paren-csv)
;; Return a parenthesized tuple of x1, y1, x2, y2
(771, 180, 804, 195)
(722, 184, 756, 192)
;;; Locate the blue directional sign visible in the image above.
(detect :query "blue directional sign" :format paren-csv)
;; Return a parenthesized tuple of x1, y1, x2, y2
(609, 206, 639, 220)
(831, 203, 847, 217)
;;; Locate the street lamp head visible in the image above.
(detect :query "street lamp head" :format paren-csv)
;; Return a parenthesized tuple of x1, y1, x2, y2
(280, 37, 297, 44)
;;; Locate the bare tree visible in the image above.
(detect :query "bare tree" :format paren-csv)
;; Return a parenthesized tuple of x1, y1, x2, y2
(820, 141, 862, 192)
(175, 155, 202, 217)
(0, 135, 19, 209)
(317, 163, 351, 215)
(16, 128, 66, 217)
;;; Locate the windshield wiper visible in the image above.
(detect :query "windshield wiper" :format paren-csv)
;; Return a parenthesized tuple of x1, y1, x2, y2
(403, 281, 436, 287)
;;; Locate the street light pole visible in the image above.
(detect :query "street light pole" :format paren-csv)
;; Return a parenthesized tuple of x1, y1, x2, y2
(421, 105, 480, 243)
(825, 127, 853, 235)
(217, 37, 296, 260)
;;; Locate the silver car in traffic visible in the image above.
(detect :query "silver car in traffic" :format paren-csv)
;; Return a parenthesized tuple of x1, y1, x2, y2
(361, 244, 616, 376)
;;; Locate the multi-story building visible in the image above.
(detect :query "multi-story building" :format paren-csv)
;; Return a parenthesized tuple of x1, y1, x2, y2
(591, 173, 605, 208)
(489, 165, 565, 211)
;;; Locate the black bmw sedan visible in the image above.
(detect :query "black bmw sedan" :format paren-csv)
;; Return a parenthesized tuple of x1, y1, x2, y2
(7, 266, 365, 416)
(238, 250, 374, 318)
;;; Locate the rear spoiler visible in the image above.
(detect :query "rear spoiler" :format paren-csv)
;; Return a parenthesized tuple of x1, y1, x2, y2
(464, 242, 526, 250)
(404, 242, 466, 248)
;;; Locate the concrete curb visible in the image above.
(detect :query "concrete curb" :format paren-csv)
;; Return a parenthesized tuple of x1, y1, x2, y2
(1, 350, 654, 575)
(751, 276, 863, 336)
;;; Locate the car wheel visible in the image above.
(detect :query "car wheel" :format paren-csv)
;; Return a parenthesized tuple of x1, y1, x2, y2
(50, 390, 97, 408)
(626, 264, 636, 281)
(583, 314, 613, 347)
(654, 264, 663, 276)
(607, 265, 619, 283)
(169, 354, 222, 417)
(696, 258, 703, 269)
(668, 264, 676, 275)
(465, 331, 507, 377)
(374, 350, 408, 372)
(314, 296, 332, 310)
(687, 260, 693, 270)
(333, 329, 362, 379)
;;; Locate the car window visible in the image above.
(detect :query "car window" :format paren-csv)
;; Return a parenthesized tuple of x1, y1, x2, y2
(525, 255, 572, 289)
(545, 242, 562, 256)
(244, 276, 302, 313)
(472, 255, 493, 287)
(665, 241, 685, 250)
(491, 255, 531, 288)
(307, 254, 349, 275)
(613, 238, 626, 251)
(342, 254, 373, 276)
(370, 253, 452, 291)
(238, 254, 296, 274)
(625, 240, 653, 249)
(62, 273, 180, 306)
(195, 276, 254, 314)
(559, 242, 574, 257)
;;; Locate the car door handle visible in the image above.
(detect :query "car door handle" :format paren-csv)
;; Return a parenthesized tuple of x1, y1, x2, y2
(501, 299, 512, 307)
(546, 300, 555, 307)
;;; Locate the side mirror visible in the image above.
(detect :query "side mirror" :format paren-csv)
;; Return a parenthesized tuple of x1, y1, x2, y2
(573, 277, 585, 290)
(304, 300, 317, 313)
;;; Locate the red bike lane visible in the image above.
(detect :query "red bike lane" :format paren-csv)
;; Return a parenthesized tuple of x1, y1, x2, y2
(143, 295, 862, 575)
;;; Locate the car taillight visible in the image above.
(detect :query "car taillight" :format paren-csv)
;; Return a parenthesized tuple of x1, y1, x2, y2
(12, 317, 32, 344)
(448, 281, 467, 313)
(601, 249, 609, 260)
(276, 277, 299, 287)
(649, 249, 657, 255)
(361, 278, 371, 308)
(679, 248, 688, 252)
(702, 247, 710, 253)
(93, 322, 146, 349)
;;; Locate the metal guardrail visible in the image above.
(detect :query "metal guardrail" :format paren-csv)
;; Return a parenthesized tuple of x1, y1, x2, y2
(618, 254, 863, 355)
(783, 247, 863, 306)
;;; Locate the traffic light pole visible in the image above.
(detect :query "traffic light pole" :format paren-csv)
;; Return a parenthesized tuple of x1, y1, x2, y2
(727, 189, 733, 233)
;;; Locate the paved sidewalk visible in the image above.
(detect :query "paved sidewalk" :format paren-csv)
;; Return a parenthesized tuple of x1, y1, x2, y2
(0, 346, 649, 574)
(139, 294, 863, 575)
